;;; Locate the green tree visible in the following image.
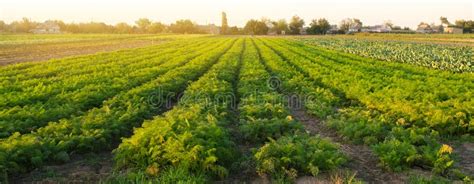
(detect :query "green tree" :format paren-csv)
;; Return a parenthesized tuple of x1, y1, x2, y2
(149, 22, 166, 33)
(339, 18, 362, 33)
(221, 12, 228, 35)
(135, 18, 152, 33)
(11, 17, 35, 33)
(289, 15, 304, 34)
(271, 19, 289, 34)
(384, 20, 394, 29)
(440, 16, 450, 25)
(306, 18, 330, 35)
(353, 19, 363, 28)
(227, 26, 241, 35)
(115, 22, 133, 34)
(244, 19, 268, 35)
(0, 20, 6, 32)
(455, 19, 474, 33)
(170, 19, 197, 34)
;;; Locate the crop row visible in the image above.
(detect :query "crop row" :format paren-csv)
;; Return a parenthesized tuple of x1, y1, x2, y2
(237, 39, 346, 181)
(0, 38, 204, 92)
(271, 38, 473, 136)
(256, 38, 458, 174)
(112, 39, 346, 182)
(0, 38, 222, 137)
(0, 38, 236, 177)
(114, 38, 245, 180)
(0, 39, 206, 108)
(299, 38, 473, 72)
(0, 34, 181, 75)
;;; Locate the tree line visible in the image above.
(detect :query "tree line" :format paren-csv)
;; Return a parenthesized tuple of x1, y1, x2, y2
(1, 16, 473, 35)
(0, 18, 205, 34)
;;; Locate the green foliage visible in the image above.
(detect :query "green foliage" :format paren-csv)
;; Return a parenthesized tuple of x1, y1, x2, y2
(244, 19, 269, 35)
(373, 139, 420, 171)
(288, 15, 305, 35)
(254, 38, 461, 174)
(254, 134, 347, 180)
(237, 40, 305, 143)
(0, 38, 236, 176)
(268, 38, 473, 136)
(306, 18, 331, 35)
(234, 39, 346, 183)
(0, 38, 212, 137)
(240, 118, 304, 142)
(114, 39, 244, 179)
(301, 37, 473, 72)
(170, 19, 199, 34)
(104, 166, 208, 184)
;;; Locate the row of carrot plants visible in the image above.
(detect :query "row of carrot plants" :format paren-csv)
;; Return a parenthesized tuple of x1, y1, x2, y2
(0, 38, 204, 98)
(0, 35, 178, 79)
(113, 39, 245, 180)
(236, 39, 346, 182)
(0, 38, 221, 137)
(0, 38, 236, 178)
(257, 38, 459, 176)
(270, 38, 473, 136)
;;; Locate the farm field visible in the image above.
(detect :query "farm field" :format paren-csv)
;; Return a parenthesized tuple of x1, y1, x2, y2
(0, 35, 473, 183)
(0, 34, 190, 66)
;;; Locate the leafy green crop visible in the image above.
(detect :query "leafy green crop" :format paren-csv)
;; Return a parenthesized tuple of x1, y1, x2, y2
(114, 39, 244, 179)
(0, 38, 236, 177)
(254, 134, 346, 180)
(299, 37, 473, 72)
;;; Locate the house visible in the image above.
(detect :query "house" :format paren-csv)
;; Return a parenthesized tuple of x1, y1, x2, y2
(348, 24, 361, 33)
(326, 25, 339, 34)
(197, 24, 220, 34)
(416, 23, 433, 33)
(30, 21, 61, 34)
(443, 26, 463, 34)
(361, 25, 392, 33)
(299, 27, 307, 35)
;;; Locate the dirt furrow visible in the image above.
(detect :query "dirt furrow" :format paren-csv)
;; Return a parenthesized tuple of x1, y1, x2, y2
(290, 108, 411, 183)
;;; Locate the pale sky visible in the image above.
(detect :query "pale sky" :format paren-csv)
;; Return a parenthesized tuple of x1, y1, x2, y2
(0, 0, 472, 29)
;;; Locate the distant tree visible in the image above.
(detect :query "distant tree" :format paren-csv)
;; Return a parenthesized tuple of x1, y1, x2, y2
(0, 20, 6, 32)
(170, 19, 198, 34)
(45, 20, 66, 31)
(135, 18, 152, 33)
(339, 18, 362, 33)
(227, 26, 241, 35)
(10, 17, 35, 32)
(455, 19, 474, 33)
(244, 19, 268, 35)
(221, 12, 228, 34)
(306, 18, 330, 35)
(339, 18, 352, 33)
(289, 15, 304, 34)
(77, 22, 114, 33)
(440, 16, 450, 26)
(430, 23, 443, 32)
(353, 19, 363, 28)
(271, 19, 289, 34)
(149, 22, 166, 33)
(115, 22, 133, 34)
(383, 20, 394, 29)
(392, 26, 402, 30)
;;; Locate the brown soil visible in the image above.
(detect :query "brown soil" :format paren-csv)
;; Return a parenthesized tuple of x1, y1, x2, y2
(10, 152, 113, 184)
(290, 108, 421, 183)
(0, 40, 164, 66)
(454, 142, 474, 177)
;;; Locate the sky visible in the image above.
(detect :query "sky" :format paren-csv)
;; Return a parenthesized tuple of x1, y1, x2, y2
(0, 0, 473, 29)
